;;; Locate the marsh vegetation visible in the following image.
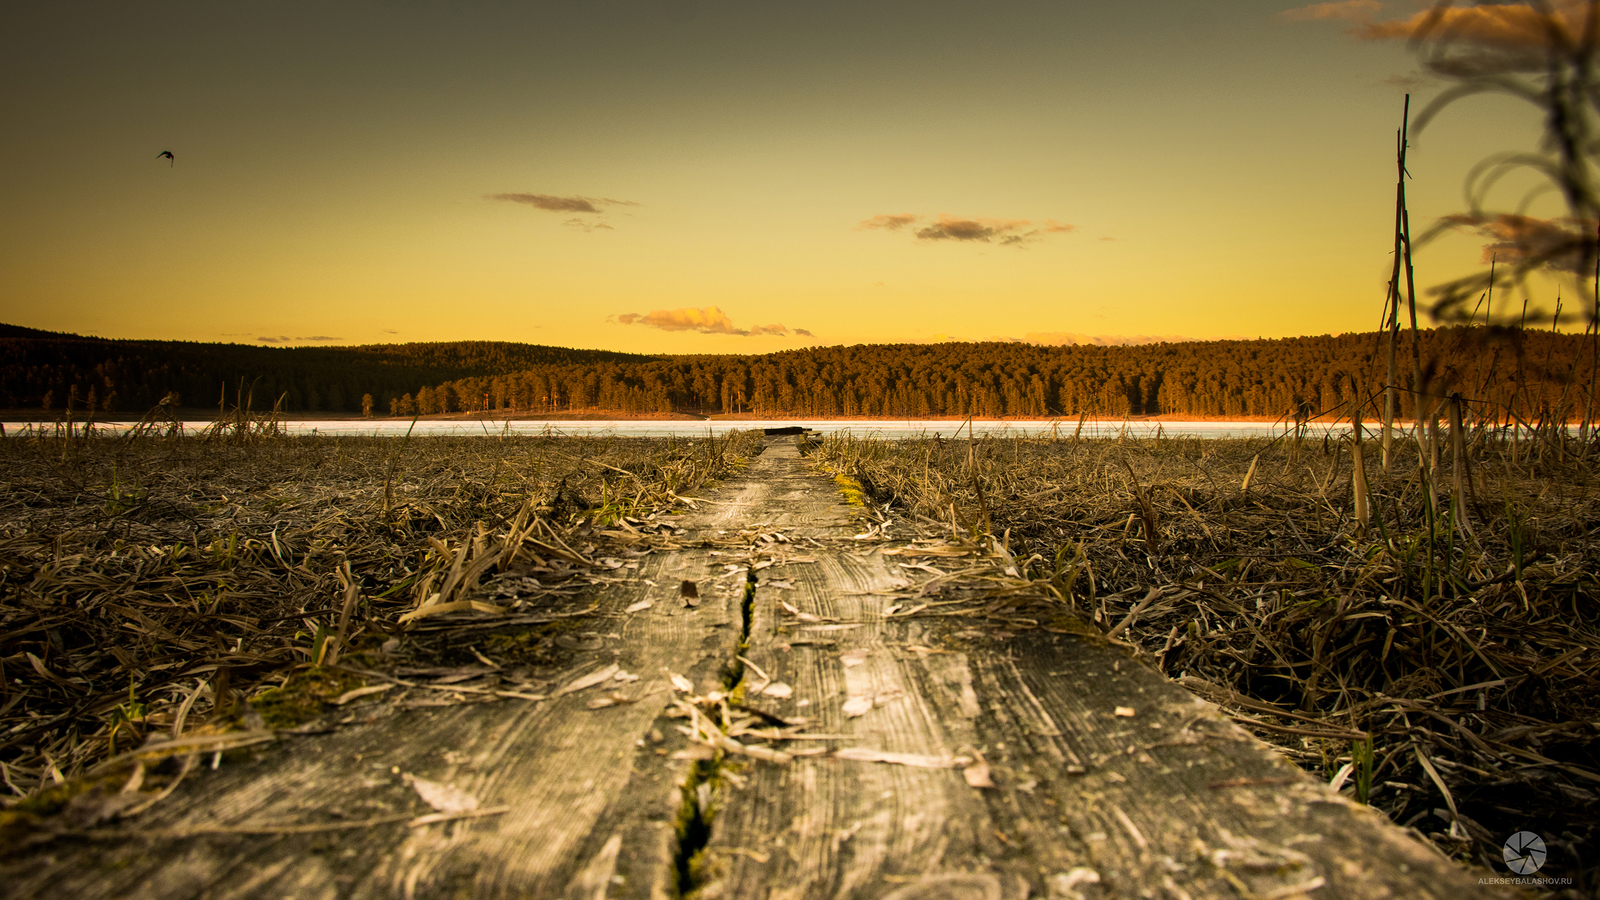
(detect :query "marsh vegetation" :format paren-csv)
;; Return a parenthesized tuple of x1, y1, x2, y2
(0, 427, 764, 803)
(817, 424, 1599, 888)
(3, 414, 1595, 891)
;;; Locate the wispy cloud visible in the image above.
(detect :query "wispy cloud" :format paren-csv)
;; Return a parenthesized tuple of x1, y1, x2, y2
(487, 192, 638, 230)
(1279, 0, 1587, 50)
(1276, 0, 1380, 24)
(256, 335, 342, 344)
(490, 193, 640, 212)
(1441, 212, 1595, 272)
(613, 305, 813, 337)
(917, 215, 1033, 243)
(490, 193, 601, 213)
(856, 213, 920, 232)
(1360, 3, 1583, 48)
(859, 213, 1075, 247)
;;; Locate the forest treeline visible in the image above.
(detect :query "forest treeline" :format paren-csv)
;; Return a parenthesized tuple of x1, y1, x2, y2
(2, 322, 1594, 421)
(0, 324, 647, 416)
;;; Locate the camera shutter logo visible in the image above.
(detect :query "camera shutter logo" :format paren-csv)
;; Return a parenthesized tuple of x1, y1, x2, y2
(1503, 831, 1546, 875)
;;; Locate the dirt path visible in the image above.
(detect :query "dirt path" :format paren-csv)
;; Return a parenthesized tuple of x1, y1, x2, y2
(3, 440, 1506, 899)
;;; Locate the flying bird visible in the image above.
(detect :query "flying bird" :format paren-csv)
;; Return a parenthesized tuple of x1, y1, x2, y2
(157, 150, 174, 167)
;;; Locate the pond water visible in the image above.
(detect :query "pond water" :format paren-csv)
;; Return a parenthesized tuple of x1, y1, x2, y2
(4, 417, 1361, 440)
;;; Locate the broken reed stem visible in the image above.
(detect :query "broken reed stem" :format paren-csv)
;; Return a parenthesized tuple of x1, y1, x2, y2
(1351, 404, 1369, 532)
(1450, 392, 1475, 541)
(1381, 95, 1414, 473)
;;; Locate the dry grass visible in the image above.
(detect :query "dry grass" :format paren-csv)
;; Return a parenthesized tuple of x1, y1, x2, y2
(816, 425, 1600, 891)
(0, 426, 764, 799)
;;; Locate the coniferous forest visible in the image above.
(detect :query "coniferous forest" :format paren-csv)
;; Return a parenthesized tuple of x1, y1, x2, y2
(1, 321, 1594, 421)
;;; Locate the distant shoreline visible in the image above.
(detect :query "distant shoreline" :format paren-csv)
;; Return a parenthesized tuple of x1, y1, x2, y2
(0, 408, 1445, 427)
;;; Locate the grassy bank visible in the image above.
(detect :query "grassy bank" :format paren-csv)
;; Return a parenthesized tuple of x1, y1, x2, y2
(0, 427, 764, 798)
(816, 427, 1599, 891)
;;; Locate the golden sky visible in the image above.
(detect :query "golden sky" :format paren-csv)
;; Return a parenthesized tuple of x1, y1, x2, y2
(0, 1, 1575, 353)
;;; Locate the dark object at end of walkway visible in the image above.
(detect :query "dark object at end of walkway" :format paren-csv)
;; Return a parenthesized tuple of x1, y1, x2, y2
(762, 426, 816, 436)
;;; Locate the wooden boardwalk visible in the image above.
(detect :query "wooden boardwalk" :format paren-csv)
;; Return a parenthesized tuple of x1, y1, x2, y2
(4, 439, 1507, 899)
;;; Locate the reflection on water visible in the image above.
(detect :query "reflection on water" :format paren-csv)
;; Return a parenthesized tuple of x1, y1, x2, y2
(3, 418, 1360, 440)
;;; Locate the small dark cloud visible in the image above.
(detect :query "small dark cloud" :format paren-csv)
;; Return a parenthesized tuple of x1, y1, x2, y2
(488, 193, 640, 216)
(856, 213, 920, 231)
(1441, 212, 1595, 273)
(380, 329, 399, 334)
(863, 213, 1074, 248)
(490, 193, 600, 213)
(916, 215, 1049, 246)
(1280, 0, 1579, 54)
(1354, 4, 1571, 49)
(563, 218, 615, 232)
(257, 335, 342, 344)
(794, 328, 815, 337)
(916, 216, 1017, 242)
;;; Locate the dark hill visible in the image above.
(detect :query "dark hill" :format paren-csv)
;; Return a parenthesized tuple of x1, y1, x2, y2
(0, 327, 654, 414)
(2, 324, 1591, 421)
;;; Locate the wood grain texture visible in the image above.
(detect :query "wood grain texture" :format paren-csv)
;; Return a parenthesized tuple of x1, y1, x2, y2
(1, 438, 1508, 899)
(696, 442, 1506, 900)
(3, 547, 744, 900)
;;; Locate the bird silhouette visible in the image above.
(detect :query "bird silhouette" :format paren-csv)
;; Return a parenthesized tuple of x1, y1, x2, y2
(157, 150, 174, 167)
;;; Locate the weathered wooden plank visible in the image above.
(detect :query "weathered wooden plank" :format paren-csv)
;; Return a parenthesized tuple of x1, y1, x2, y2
(2, 438, 1511, 899)
(694, 441, 1507, 899)
(2, 544, 745, 900)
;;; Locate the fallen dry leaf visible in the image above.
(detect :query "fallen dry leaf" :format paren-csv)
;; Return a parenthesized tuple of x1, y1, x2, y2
(963, 761, 997, 788)
(625, 599, 653, 613)
(332, 684, 396, 706)
(409, 806, 510, 828)
(406, 775, 479, 814)
(833, 747, 971, 768)
(760, 682, 793, 699)
(841, 696, 874, 718)
(779, 601, 821, 623)
(556, 663, 623, 696)
(669, 672, 695, 693)
(1114, 706, 1136, 717)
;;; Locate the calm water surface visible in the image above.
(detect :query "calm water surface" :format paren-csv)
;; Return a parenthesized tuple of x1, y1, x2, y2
(5, 418, 1359, 440)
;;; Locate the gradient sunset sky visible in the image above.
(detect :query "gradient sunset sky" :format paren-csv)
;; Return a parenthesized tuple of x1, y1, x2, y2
(0, 1, 1565, 353)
